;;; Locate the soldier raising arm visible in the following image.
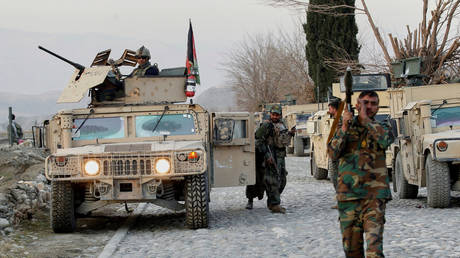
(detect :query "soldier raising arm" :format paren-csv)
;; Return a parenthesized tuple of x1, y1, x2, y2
(327, 90, 394, 258)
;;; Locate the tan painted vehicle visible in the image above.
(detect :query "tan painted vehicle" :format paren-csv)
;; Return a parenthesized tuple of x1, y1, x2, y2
(41, 47, 255, 232)
(388, 83, 460, 208)
(306, 109, 334, 179)
(282, 104, 319, 156)
(307, 74, 392, 181)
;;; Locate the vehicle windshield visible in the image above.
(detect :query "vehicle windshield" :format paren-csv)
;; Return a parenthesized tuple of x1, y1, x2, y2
(430, 106, 460, 128)
(72, 117, 124, 140)
(340, 74, 389, 92)
(136, 113, 196, 137)
(296, 114, 311, 123)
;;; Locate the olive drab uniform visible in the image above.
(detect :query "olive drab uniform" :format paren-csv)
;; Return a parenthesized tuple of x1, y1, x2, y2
(245, 146, 265, 201)
(255, 120, 292, 207)
(328, 116, 394, 258)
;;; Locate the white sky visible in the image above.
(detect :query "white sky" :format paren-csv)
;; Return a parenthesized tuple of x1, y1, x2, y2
(0, 0, 433, 95)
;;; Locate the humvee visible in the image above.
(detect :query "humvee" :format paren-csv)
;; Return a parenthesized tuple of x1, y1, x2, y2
(41, 47, 255, 232)
(282, 104, 319, 156)
(307, 74, 392, 182)
(388, 83, 460, 208)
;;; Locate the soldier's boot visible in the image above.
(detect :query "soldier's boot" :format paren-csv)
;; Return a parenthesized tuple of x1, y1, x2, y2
(269, 205, 286, 214)
(246, 199, 253, 210)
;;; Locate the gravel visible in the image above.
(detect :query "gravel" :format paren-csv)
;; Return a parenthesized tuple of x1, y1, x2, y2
(110, 157, 460, 257)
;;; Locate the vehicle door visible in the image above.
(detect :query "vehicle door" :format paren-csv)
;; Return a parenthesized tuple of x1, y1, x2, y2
(211, 112, 255, 187)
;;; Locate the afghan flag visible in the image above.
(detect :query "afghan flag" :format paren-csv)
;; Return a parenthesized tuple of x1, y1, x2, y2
(186, 20, 200, 85)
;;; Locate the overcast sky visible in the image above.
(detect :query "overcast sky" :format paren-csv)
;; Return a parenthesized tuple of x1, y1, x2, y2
(0, 0, 431, 96)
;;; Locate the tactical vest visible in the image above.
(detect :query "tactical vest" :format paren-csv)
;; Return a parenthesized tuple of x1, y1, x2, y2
(268, 122, 291, 148)
(132, 62, 153, 77)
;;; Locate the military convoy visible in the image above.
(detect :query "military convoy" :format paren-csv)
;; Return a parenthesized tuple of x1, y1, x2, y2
(388, 83, 460, 208)
(40, 47, 256, 232)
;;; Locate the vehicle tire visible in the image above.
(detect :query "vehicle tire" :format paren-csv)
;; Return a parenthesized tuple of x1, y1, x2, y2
(425, 155, 450, 208)
(185, 173, 209, 229)
(328, 158, 338, 191)
(394, 152, 418, 199)
(51, 181, 76, 233)
(312, 154, 328, 180)
(294, 136, 304, 156)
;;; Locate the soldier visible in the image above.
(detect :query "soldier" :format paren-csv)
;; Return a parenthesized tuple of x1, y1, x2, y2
(328, 90, 394, 257)
(254, 104, 295, 213)
(8, 114, 23, 144)
(130, 46, 159, 77)
(327, 97, 341, 209)
(328, 97, 341, 118)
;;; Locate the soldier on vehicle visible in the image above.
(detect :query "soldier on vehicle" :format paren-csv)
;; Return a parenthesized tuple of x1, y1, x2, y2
(8, 114, 24, 144)
(130, 46, 159, 77)
(253, 104, 295, 213)
(328, 90, 394, 257)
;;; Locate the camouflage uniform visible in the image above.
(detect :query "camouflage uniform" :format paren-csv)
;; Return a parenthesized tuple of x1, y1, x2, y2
(255, 119, 291, 208)
(328, 116, 394, 258)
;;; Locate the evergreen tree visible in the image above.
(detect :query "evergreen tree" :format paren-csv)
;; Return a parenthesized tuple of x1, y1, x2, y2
(304, 0, 360, 102)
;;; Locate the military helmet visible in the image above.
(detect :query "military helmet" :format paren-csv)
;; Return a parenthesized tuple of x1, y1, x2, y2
(270, 104, 282, 114)
(136, 46, 151, 59)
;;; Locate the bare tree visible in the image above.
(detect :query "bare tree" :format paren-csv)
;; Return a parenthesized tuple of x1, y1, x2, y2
(222, 29, 314, 111)
(264, 0, 460, 84)
(388, 0, 460, 84)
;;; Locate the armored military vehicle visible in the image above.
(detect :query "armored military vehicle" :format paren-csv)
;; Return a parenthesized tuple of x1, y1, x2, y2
(307, 74, 392, 182)
(282, 103, 319, 156)
(40, 47, 255, 232)
(388, 83, 460, 208)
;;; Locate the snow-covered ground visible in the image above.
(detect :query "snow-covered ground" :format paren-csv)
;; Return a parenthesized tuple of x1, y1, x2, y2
(112, 157, 460, 258)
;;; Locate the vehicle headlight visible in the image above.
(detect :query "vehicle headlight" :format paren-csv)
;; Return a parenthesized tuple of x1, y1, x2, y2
(436, 141, 448, 152)
(155, 158, 171, 174)
(84, 160, 100, 176)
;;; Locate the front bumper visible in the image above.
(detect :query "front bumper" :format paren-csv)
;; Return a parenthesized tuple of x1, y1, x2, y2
(45, 150, 206, 200)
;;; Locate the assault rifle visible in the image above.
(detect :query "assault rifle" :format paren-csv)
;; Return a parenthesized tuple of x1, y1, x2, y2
(327, 67, 353, 144)
(266, 145, 280, 176)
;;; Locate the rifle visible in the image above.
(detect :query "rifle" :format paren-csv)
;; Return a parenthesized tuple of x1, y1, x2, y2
(38, 46, 86, 79)
(327, 67, 353, 144)
(266, 145, 280, 176)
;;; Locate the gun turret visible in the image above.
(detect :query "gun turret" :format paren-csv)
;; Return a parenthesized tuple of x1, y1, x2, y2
(38, 46, 86, 79)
